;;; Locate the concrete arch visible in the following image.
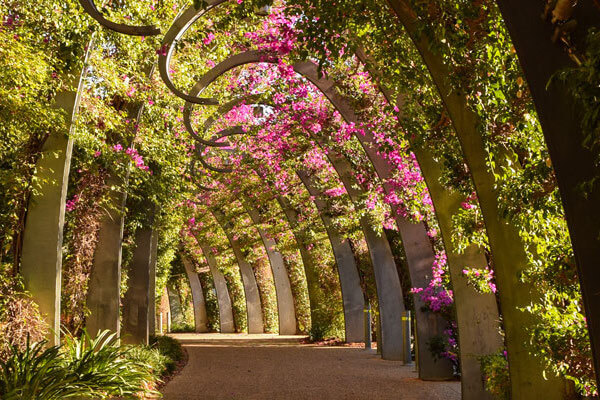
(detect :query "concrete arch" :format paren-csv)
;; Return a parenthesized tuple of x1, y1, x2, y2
(241, 201, 297, 335)
(495, 2, 600, 388)
(211, 208, 264, 334)
(294, 171, 366, 343)
(183, 51, 437, 362)
(194, 99, 367, 343)
(121, 224, 156, 345)
(20, 38, 95, 345)
(167, 285, 183, 327)
(182, 256, 209, 333)
(355, 48, 503, 398)
(386, 1, 569, 396)
(275, 194, 353, 341)
(87, 63, 157, 339)
(194, 93, 406, 359)
(196, 240, 236, 333)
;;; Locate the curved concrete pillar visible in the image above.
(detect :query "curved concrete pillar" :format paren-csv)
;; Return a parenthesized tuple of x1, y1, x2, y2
(295, 59, 454, 376)
(197, 242, 235, 333)
(242, 203, 297, 335)
(148, 230, 159, 336)
(307, 143, 406, 361)
(183, 51, 433, 360)
(87, 62, 156, 338)
(20, 38, 94, 345)
(194, 94, 366, 343)
(386, 1, 567, 396)
(356, 47, 502, 396)
(121, 225, 156, 344)
(183, 256, 209, 333)
(86, 179, 130, 338)
(294, 172, 366, 343)
(275, 195, 346, 339)
(167, 285, 183, 325)
(211, 209, 264, 333)
(495, 1, 600, 389)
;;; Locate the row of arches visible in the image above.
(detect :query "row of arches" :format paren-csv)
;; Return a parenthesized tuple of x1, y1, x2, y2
(14, 1, 600, 400)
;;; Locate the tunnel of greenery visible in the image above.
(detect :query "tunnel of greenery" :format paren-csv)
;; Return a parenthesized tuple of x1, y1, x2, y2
(1, 0, 600, 399)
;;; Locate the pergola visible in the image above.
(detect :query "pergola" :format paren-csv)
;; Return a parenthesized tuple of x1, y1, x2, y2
(13, 1, 600, 399)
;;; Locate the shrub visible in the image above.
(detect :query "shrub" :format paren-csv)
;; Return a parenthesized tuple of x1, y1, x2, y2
(0, 266, 47, 361)
(62, 330, 156, 398)
(150, 335, 185, 375)
(480, 351, 510, 400)
(0, 330, 159, 400)
(0, 339, 84, 400)
(170, 322, 195, 333)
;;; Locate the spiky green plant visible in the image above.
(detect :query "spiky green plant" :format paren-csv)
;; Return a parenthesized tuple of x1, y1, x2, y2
(0, 338, 84, 399)
(61, 329, 158, 398)
(0, 330, 159, 400)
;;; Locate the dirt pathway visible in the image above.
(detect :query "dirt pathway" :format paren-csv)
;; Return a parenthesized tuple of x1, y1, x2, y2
(161, 333, 461, 400)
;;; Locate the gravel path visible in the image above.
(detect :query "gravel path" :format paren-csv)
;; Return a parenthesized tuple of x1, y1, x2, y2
(161, 333, 461, 400)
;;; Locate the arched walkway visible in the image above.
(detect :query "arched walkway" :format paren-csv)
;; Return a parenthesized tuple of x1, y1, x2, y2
(4, 1, 600, 400)
(161, 333, 461, 400)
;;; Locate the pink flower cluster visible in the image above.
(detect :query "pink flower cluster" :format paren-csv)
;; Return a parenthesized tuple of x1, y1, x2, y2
(411, 252, 454, 313)
(112, 144, 150, 172)
(462, 266, 497, 293)
(66, 195, 80, 212)
(461, 191, 478, 210)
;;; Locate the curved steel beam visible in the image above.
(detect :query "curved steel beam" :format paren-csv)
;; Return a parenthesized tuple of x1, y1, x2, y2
(183, 50, 277, 136)
(211, 208, 264, 333)
(197, 148, 233, 173)
(157, 1, 229, 105)
(189, 159, 219, 191)
(78, 0, 160, 36)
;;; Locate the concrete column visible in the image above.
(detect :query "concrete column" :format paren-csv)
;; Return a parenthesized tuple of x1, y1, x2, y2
(495, 1, 600, 390)
(157, 287, 170, 334)
(85, 178, 127, 337)
(296, 60, 453, 372)
(386, 1, 566, 396)
(198, 243, 235, 333)
(354, 49, 503, 394)
(296, 172, 365, 343)
(121, 226, 155, 345)
(167, 285, 183, 326)
(148, 230, 158, 335)
(416, 147, 503, 394)
(20, 39, 93, 345)
(212, 210, 264, 333)
(276, 195, 346, 339)
(87, 62, 155, 339)
(182, 256, 209, 333)
(243, 204, 297, 335)
(302, 139, 406, 360)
